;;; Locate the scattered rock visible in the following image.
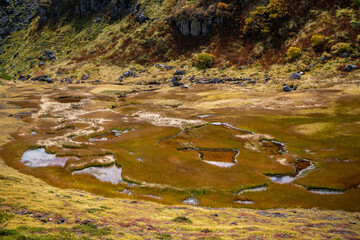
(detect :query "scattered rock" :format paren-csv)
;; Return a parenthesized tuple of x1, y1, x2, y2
(172, 81, 184, 87)
(210, 78, 222, 84)
(341, 53, 349, 58)
(290, 72, 301, 80)
(121, 70, 134, 78)
(134, 13, 149, 23)
(283, 84, 292, 92)
(344, 64, 358, 72)
(174, 70, 185, 75)
(268, 212, 288, 218)
(45, 50, 56, 60)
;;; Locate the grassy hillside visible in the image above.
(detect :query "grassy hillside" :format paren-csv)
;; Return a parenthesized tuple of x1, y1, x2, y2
(0, 0, 359, 80)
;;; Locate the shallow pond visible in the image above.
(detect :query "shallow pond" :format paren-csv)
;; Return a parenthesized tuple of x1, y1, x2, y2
(72, 164, 122, 184)
(309, 189, 344, 195)
(234, 200, 254, 204)
(89, 129, 134, 142)
(268, 159, 314, 184)
(21, 148, 77, 167)
(55, 96, 85, 103)
(183, 197, 199, 205)
(198, 150, 238, 167)
(238, 186, 267, 194)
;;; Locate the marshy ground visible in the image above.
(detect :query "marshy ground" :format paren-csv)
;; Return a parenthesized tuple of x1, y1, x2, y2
(0, 77, 360, 239)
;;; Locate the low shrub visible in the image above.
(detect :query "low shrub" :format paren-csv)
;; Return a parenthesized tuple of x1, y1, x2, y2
(195, 53, 215, 69)
(217, 2, 229, 10)
(286, 47, 302, 60)
(0, 71, 11, 80)
(0, 211, 13, 231)
(72, 223, 111, 236)
(243, 0, 289, 36)
(172, 216, 192, 223)
(311, 34, 326, 51)
(331, 42, 352, 55)
(354, 0, 360, 8)
(321, 52, 332, 60)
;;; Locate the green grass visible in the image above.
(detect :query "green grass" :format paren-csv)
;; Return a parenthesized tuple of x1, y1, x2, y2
(72, 224, 111, 236)
(85, 208, 104, 213)
(0, 71, 11, 80)
(156, 233, 172, 239)
(172, 216, 192, 224)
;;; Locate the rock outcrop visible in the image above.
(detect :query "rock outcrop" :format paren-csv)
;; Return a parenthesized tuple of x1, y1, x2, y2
(170, 1, 233, 37)
(0, 0, 40, 40)
(38, 0, 132, 24)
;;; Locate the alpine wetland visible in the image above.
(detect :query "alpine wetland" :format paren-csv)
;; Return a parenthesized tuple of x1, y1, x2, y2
(0, 0, 359, 239)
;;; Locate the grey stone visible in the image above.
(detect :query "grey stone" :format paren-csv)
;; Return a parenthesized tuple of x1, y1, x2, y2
(283, 85, 292, 92)
(121, 70, 133, 78)
(135, 14, 148, 23)
(174, 70, 185, 75)
(165, 65, 174, 70)
(180, 20, 190, 36)
(172, 81, 183, 87)
(190, 20, 201, 37)
(344, 64, 358, 72)
(44, 50, 56, 60)
(290, 72, 301, 80)
(341, 53, 349, 58)
(210, 78, 222, 84)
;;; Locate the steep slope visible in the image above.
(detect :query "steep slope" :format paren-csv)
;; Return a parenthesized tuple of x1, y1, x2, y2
(0, 0, 359, 79)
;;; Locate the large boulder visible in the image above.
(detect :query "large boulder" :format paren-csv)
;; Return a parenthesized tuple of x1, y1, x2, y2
(176, 17, 212, 37)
